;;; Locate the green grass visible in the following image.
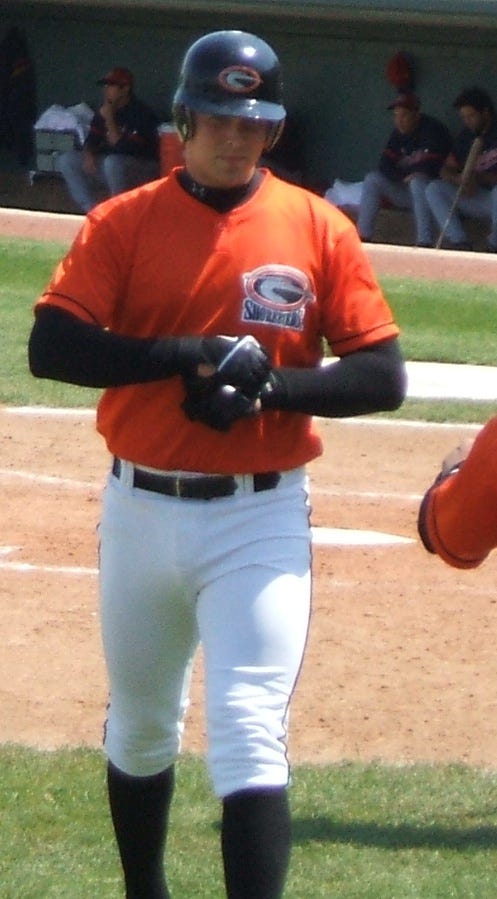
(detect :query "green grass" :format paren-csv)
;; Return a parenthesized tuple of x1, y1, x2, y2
(381, 276, 497, 365)
(1, 237, 101, 407)
(2, 747, 497, 898)
(377, 398, 497, 424)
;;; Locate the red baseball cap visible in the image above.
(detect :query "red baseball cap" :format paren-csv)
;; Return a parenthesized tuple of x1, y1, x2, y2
(97, 67, 133, 88)
(387, 92, 420, 111)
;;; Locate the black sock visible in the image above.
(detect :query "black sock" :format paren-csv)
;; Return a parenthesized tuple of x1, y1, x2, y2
(221, 786, 291, 899)
(107, 761, 175, 899)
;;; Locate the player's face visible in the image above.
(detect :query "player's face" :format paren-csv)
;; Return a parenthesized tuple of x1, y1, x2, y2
(458, 105, 487, 135)
(393, 107, 419, 134)
(184, 113, 269, 187)
(103, 83, 129, 108)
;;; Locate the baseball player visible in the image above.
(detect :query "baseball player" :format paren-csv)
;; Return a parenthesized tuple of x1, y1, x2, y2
(418, 419, 497, 568)
(58, 66, 160, 213)
(28, 30, 406, 899)
(425, 86, 497, 251)
(357, 93, 452, 248)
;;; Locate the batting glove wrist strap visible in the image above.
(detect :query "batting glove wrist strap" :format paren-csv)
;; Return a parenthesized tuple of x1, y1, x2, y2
(259, 370, 288, 410)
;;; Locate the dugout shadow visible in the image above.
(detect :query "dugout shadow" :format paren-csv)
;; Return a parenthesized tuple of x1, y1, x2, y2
(291, 817, 497, 851)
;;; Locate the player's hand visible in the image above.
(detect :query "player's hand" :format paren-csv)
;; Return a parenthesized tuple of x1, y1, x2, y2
(82, 149, 98, 175)
(439, 438, 474, 477)
(100, 99, 117, 122)
(181, 384, 259, 432)
(178, 335, 271, 397)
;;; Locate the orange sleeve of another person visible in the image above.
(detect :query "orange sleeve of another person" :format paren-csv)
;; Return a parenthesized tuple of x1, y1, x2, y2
(420, 416, 497, 569)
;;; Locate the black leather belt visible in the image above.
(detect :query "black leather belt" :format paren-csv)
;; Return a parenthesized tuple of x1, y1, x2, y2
(112, 458, 280, 500)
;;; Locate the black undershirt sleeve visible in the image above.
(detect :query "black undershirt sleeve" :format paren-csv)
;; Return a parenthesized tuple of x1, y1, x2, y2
(29, 308, 407, 418)
(260, 337, 407, 417)
(28, 306, 199, 387)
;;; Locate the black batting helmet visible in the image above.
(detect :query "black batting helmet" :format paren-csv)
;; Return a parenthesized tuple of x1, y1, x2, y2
(172, 30, 286, 149)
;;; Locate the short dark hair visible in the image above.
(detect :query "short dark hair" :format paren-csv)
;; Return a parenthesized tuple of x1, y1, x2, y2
(453, 86, 495, 114)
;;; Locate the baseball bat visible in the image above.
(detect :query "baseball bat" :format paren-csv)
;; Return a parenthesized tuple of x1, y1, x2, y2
(435, 136, 483, 249)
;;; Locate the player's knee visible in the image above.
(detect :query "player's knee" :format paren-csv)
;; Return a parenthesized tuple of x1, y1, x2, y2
(361, 171, 387, 206)
(209, 743, 289, 799)
(362, 170, 382, 191)
(102, 154, 130, 193)
(58, 149, 82, 178)
(425, 179, 442, 205)
(408, 173, 429, 197)
(206, 690, 290, 797)
(103, 154, 126, 177)
(104, 710, 180, 777)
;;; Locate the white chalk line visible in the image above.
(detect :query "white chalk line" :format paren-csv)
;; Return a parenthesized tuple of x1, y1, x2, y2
(0, 559, 98, 576)
(0, 467, 97, 490)
(329, 417, 480, 432)
(0, 543, 97, 576)
(5, 406, 94, 418)
(311, 527, 414, 546)
(2, 404, 482, 431)
(315, 486, 422, 501)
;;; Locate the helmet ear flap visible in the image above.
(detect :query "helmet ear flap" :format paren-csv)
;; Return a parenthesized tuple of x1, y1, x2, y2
(264, 120, 285, 152)
(172, 105, 195, 141)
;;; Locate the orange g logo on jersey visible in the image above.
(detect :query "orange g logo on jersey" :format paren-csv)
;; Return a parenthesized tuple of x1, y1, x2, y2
(218, 66, 262, 94)
(242, 264, 315, 330)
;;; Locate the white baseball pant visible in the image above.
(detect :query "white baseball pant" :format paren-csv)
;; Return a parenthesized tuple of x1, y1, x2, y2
(98, 462, 312, 798)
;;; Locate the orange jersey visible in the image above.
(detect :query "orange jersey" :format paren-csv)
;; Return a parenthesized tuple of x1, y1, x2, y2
(422, 416, 497, 569)
(36, 169, 399, 472)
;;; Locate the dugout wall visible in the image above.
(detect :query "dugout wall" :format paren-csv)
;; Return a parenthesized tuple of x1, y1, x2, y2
(3, 0, 497, 190)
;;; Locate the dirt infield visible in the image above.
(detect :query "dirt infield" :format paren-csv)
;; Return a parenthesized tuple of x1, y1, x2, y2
(2, 211, 497, 769)
(2, 408, 496, 769)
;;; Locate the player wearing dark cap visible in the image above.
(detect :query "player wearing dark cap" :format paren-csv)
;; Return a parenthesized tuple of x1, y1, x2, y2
(58, 65, 160, 212)
(357, 92, 451, 247)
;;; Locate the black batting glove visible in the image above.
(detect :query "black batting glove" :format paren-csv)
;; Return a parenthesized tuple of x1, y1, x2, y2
(214, 335, 271, 397)
(181, 384, 259, 432)
(177, 335, 271, 397)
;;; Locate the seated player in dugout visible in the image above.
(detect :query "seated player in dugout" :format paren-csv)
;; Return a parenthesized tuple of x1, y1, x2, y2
(58, 66, 160, 213)
(425, 86, 497, 252)
(28, 29, 407, 899)
(357, 92, 452, 248)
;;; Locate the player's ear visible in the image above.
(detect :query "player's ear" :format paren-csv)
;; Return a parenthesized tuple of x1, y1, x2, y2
(173, 105, 195, 142)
